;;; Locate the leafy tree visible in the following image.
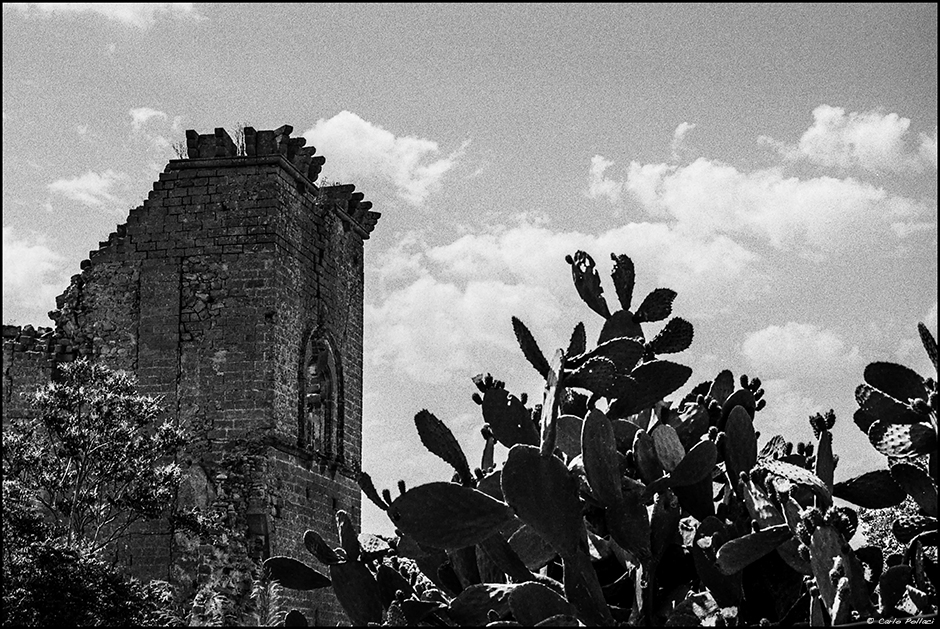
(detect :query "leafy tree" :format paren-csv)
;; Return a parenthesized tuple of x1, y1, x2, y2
(2, 359, 187, 626)
(2, 359, 186, 552)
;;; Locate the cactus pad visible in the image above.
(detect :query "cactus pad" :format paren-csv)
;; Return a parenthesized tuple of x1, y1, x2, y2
(868, 420, 937, 458)
(610, 360, 693, 418)
(890, 462, 937, 517)
(263, 556, 331, 590)
(668, 438, 717, 487)
(508, 582, 577, 626)
(864, 361, 928, 403)
(502, 444, 585, 558)
(610, 253, 636, 311)
(329, 560, 384, 626)
(716, 524, 793, 575)
(708, 370, 735, 405)
(336, 510, 360, 561)
(512, 316, 551, 380)
(692, 517, 743, 606)
(555, 414, 584, 460)
(755, 458, 832, 508)
(647, 317, 694, 356)
(447, 583, 517, 626)
(568, 336, 644, 374)
(415, 409, 473, 485)
(651, 423, 685, 472)
(481, 386, 539, 448)
(598, 309, 645, 345)
(581, 409, 623, 506)
(856, 383, 924, 424)
(566, 322, 586, 358)
(725, 405, 757, 478)
(634, 288, 677, 323)
(567, 250, 611, 319)
(303, 530, 341, 565)
(388, 482, 515, 550)
(918, 322, 938, 374)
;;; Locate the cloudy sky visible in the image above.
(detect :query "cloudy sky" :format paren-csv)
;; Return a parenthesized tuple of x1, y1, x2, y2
(3, 3, 937, 536)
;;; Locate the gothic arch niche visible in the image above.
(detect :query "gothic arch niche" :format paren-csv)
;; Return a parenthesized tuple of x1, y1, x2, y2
(299, 332, 344, 460)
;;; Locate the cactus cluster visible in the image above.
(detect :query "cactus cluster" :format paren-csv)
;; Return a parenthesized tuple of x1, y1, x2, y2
(264, 251, 937, 626)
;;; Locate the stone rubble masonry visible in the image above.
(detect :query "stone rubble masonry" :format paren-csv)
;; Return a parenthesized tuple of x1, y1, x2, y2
(1, 125, 381, 625)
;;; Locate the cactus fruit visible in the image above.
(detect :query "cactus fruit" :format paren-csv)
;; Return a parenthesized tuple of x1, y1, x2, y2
(809, 409, 836, 439)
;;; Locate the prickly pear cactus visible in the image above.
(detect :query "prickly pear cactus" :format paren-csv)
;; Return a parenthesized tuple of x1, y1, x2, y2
(268, 256, 937, 626)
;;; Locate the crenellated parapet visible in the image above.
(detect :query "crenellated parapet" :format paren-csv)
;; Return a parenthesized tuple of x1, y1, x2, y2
(181, 125, 380, 239)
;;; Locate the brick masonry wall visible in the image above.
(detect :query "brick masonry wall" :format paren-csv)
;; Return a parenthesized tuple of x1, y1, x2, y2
(1, 125, 380, 624)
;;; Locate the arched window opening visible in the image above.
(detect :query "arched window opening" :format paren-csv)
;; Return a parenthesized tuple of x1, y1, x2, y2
(299, 334, 343, 460)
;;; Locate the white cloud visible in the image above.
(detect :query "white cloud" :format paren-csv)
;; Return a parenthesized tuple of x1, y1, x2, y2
(302, 111, 465, 205)
(2, 227, 67, 319)
(48, 169, 128, 209)
(366, 276, 563, 384)
(586, 155, 623, 203)
(761, 105, 934, 173)
(367, 221, 763, 384)
(920, 127, 938, 170)
(621, 157, 930, 250)
(5, 3, 200, 29)
(895, 301, 938, 378)
(671, 122, 696, 160)
(129, 107, 168, 131)
(742, 322, 862, 378)
(757, 378, 821, 442)
(128, 107, 175, 153)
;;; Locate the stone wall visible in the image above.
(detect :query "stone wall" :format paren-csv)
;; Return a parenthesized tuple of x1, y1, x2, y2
(1, 124, 380, 624)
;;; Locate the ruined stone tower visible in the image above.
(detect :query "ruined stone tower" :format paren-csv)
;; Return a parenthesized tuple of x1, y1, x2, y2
(2, 125, 380, 624)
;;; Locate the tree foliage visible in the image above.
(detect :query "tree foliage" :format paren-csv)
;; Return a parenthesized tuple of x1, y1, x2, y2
(2, 359, 186, 552)
(1, 359, 187, 626)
